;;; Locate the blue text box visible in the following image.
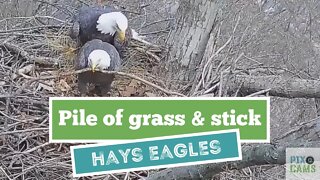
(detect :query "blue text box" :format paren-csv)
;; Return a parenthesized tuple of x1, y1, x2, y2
(71, 130, 242, 177)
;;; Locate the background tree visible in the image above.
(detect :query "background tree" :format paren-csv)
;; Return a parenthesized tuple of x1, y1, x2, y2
(152, 0, 320, 179)
(165, 0, 225, 93)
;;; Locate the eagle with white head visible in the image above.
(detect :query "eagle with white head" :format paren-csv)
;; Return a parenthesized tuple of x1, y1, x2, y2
(75, 39, 121, 96)
(96, 11, 128, 40)
(71, 6, 131, 55)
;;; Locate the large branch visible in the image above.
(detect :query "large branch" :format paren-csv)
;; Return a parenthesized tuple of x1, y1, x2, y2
(147, 144, 285, 180)
(225, 75, 320, 98)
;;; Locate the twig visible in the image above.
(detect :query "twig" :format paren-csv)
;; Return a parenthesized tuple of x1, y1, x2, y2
(204, 82, 220, 94)
(195, 36, 232, 93)
(218, 71, 226, 97)
(76, 0, 90, 6)
(0, 167, 12, 180)
(18, 68, 186, 97)
(0, 128, 48, 136)
(0, 32, 68, 38)
(1, 42, 59, 65)
(139, 29, 170, 36)
(246, 88, 271, 97)
(0, 15, 71, 26)
(0, 111, 38, 123)
(137, 18, 173, 30)
(135, 47, 161, 62)
(23, 142, 50, 154)
(2, 42, 30, 60)
(11, 154, 71, 180)
(0, 25, 65, 33)
(131, 30, 160, 47)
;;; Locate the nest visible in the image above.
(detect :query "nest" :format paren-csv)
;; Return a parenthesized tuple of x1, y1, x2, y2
(0, 15, 168, 179)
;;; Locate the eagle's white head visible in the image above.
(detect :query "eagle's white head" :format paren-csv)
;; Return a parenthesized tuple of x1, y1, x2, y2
(97, 12, 128, 42)
(88, 49, 111, 72)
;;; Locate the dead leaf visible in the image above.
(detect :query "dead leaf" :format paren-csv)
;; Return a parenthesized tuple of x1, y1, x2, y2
(40, 71, 56, 76)
(57, 79, 71, 92)
(128, 80, 139, 87)
(17, 64, 34, 75)
(121, 86, 136, 97)
(145, 92, 157, 97)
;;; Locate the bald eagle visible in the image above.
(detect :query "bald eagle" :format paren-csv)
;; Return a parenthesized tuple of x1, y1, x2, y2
(71, 6, 131, 55)
(75, 39, 121, 96)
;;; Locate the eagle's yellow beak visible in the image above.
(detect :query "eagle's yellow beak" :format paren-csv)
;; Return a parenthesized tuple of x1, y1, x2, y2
(119, 30, 126, 42)
(91, 64, 96, 73)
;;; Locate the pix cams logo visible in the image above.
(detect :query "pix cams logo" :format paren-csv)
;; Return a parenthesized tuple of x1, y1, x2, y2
(289, 155, 316, 173)
(286, 148, 320, 180)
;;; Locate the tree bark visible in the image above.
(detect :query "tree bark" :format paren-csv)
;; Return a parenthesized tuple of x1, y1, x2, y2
(225, 75, 320, 98)
(166, 0, 225, 90)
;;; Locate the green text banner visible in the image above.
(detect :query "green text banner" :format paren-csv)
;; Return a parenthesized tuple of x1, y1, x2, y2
(49, 97, 269, 143)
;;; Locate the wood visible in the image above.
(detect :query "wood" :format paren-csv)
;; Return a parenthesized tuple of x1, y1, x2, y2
(226, 75, 320, 98)
(166, 0, 225, 89)
(147, 144, 286, 180)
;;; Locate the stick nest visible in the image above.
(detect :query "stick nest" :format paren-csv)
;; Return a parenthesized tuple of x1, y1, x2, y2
(0, 15, 167, 180)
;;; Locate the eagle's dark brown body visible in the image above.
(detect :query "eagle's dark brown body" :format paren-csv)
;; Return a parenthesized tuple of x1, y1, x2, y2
(71, 6, 131, 56)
